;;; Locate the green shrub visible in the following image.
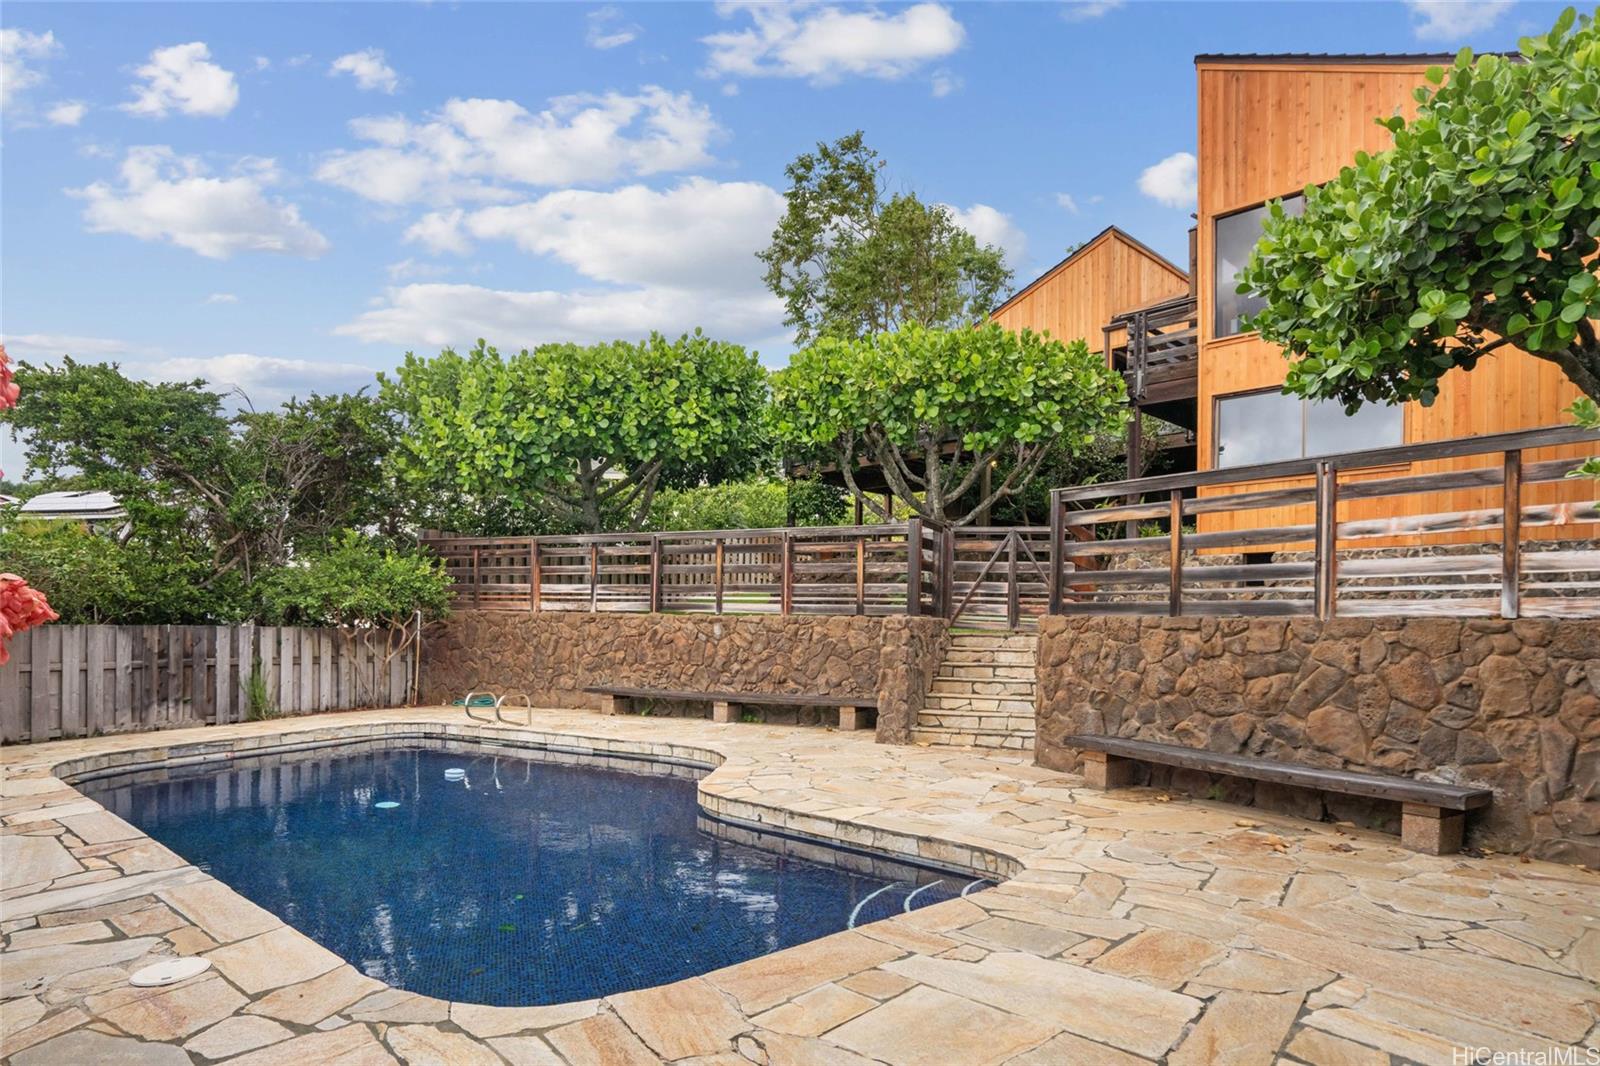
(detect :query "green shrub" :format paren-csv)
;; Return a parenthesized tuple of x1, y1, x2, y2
(645, 478, 847, 531)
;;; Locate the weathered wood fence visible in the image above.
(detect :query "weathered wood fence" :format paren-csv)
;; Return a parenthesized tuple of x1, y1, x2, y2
(1049, 424, 1600, 619)
(0, 625, 415, 744)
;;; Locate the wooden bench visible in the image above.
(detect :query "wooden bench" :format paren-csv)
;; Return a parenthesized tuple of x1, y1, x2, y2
(1065, 734, 1493, 855)
(583, 686, 877, 730)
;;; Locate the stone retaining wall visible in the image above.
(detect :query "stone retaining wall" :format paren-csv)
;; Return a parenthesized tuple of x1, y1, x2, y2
(1036, 615, 1600, 864)
(420, 612, 949, 745)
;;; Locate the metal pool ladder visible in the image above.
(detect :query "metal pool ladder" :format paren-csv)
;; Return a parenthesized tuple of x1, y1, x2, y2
(462, 691, 535, 727)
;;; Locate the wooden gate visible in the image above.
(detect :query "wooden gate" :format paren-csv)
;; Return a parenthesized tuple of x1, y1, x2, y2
(942, 528, 1054, 629)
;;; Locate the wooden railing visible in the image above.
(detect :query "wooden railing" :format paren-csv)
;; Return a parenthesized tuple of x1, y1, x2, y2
(424, 523, 941, 618)
(1047, 425, 1600, 620)
(1105, 294, 1199, 402)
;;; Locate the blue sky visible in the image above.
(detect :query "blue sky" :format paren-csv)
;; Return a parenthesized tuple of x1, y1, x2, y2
(0, 0, 1568, 440)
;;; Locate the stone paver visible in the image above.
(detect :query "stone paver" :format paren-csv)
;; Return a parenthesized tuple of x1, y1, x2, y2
(2, 706, 1597, 1066)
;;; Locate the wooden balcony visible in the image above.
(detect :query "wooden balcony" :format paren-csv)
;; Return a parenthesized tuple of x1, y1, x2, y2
(1103, 294, 1199, 428)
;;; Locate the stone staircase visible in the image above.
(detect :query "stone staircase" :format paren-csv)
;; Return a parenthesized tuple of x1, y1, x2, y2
(911, 632, 1038, 751)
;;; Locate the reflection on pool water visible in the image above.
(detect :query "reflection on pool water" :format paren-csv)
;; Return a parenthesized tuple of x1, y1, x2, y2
(79, 739, 989, 1005)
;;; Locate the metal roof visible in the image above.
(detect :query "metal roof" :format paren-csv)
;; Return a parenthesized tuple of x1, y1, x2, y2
(17, 490, 127, 522)
(1194, 51, 1513, 65)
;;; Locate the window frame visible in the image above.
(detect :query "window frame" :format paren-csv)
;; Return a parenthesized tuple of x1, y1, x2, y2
(1212, 386, 1405, 469)
(1212, 190, 1306, 340)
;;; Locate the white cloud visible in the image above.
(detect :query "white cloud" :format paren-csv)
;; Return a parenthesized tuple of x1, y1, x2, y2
(411, 178, 786, 289)
(315, 88, 720, 206)
(386, 257, 453, 281)
(70, 146, 330, 259)
(253, 56, 272, 71)
(336, 283, 782, 349)
(204, 292, 239, 304)
(930, 69, 961, 97)
(351, 178, 787, 349)
(943, 203, 1028, 267)
(1, 28, 59, 109)
(330, 48, 399, 93)
(1405, 0, 1513, 40)
(45, 100, 86, 126)
(1138, 151, 1197, 209)
(703, 2, 965, 84)
(1055, 192, 1079, 214)
(122, 42, 238, 118)
(144, 353, 375, 405)
(1061, 0, 1124, 21)
(587, 6, 641, 49)
(404, 209, 472, 255)
(0, 333, 158, 360)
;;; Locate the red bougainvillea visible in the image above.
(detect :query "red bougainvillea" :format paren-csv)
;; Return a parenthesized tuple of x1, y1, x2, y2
(0, 343, 58, 663)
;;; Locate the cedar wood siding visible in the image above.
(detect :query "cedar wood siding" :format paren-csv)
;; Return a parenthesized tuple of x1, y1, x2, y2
(991, 227, 1189, 355)
(1194, 58, 1596, 546)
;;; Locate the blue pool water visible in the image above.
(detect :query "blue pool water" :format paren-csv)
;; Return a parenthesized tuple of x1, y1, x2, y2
(80, 740, 988, 1005)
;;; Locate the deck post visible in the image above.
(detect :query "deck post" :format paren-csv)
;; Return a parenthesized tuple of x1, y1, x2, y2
(940, 528, 956, 618)
(1502, 449, 1521, 619)
(1126, 412, 1144, 541)
(714, 540, 726, 615)
(472, 547, 481, 608)
(855, 535, 866, 615)
(780, 532, 793, 615)
(1167, 490, 1183, 617)
(530, 540, 542, 613)
(589, 543, 599, 613)
(1006, 531, 1021, 629)
(1048, 491, 1065, 616)
(906, 518, 924, 616)
(649, 535, 662, 614)
(1315, 461, 1338, 620)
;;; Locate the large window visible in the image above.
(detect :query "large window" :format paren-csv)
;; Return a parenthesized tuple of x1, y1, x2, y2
(1215, 390, 1403, 468)
(1214, 195, 1304, 337)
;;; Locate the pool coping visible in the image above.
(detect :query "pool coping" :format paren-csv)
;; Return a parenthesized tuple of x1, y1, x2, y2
(4, 707, 1598, 1065)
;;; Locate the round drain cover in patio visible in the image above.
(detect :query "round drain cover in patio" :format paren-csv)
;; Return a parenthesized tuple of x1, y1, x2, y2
(130, 957, 212, 987)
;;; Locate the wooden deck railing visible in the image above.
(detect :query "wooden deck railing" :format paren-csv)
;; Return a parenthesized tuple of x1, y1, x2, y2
(423, 523, 942, 618)
(1047, 424, 1600, 620)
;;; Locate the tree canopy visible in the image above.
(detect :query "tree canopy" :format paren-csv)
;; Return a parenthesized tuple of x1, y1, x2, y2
(380, 332, 770, 534)
(1239, 7, 1600, 407)
(770, 323, 1127, 528)
(3, 359, 398, 583)
(758, 132, 1014, 344)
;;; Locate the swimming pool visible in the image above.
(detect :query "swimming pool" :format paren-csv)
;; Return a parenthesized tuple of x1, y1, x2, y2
(79, 738, 988, 1006)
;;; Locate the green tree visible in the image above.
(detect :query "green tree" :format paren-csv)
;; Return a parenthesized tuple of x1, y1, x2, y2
(381, 332, 770, 534)
(3, 360, 397, 581)
(1239, 8, 1600, 407)
(759, 131, 1014, 343)
(771, 323, 1128, 528)
(644, 477, 846, 532)
(261, 531, 451, 704)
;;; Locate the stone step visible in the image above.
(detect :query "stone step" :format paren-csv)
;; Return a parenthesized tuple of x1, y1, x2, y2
(923, 694, 1035, 714)
(911, 727, 1034, 751)
(948, 633, 1038, 652)
(916, 711, 1036, 732)
(928, 679, 1035, 699)
(934, 643, 1036, 659)
(935, 664, 1036, 682)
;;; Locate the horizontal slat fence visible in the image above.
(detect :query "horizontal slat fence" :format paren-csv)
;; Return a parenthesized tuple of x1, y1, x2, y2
(0, 625, 414, 745)
(425, 523, 943, 619)
(1049, 424, 1600, 620)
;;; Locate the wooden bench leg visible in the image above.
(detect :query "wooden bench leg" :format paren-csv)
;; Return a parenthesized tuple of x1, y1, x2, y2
(712, 700, 740, 724)
(1401, 803, 1464, 855)
(1081, 751, 1137, 790)
(600, 694, 628, 716)
(838, 705, 867, 731)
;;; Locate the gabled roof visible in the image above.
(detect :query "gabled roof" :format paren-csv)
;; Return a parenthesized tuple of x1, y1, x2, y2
(990, 226, 1186, 320)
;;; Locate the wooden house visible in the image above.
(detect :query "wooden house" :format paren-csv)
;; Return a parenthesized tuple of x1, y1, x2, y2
(1101, 53, 1596, 545)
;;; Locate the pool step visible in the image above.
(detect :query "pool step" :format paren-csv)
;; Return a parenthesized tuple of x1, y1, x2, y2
(913, 633, 1037, 752)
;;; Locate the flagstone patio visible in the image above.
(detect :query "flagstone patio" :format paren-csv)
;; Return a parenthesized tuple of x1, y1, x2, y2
(2, 707, 1597, 1065)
